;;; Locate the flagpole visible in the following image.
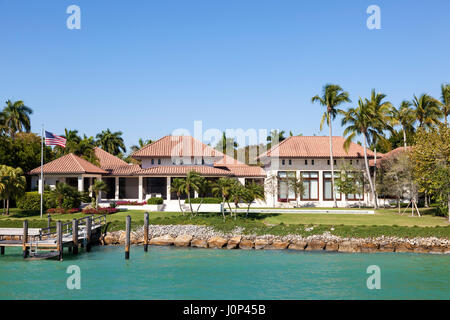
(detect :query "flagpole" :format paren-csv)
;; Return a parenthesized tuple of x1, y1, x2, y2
(40, 125, 44, 219)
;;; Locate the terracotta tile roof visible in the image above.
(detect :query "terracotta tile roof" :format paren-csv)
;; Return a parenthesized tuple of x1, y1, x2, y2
(223, 165, 266, 177)
(103, 164, 142, 176)
(29, 153, 107, 175)
(94, 147, 129, 167)
(134, 165, 233, 177)
(369, 146, 411, 167)
(132, 136, 222, 158)
(258, 136, 375, 159)
(93, 147, 141, 176)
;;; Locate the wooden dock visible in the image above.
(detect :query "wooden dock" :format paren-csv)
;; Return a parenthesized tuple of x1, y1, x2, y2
(0, 215, 107, 260)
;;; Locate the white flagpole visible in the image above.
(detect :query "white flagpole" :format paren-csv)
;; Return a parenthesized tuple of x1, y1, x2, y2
(40, 125, 44, 219)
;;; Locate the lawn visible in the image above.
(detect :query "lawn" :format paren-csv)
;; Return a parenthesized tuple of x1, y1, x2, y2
(0, 207, 448, 238)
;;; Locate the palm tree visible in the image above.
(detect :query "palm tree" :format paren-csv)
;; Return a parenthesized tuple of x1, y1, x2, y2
(170, 178, 186, 215)
(391, 101, 415, 149)
(212, 177, 235, 221)
(340, 98, 383, 209)
(131, 138, 152, 153)
(179, 170, 203, 217)
(215, 132, 238, 156)
(0, 100, 33, 140)
(366, 89, 393, 208)
(89, 180, 108, 209)
(229, 181, 244, 220)
(49, 183, 77, 209)
(0, 165, 26, 215)
(242, 182, 265, 218)
(54, 129, 82, 157)
(312, 84, 351, 207)
(440, 83, 450, 124)
(194, 177, 209, 216)
(96, 129, 126, 156)
(412, 94, 443, 128)
(266, 130, 286, 147)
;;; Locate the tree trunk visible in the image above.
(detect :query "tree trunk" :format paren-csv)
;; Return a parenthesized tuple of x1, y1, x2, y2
(221, 196, 226, 222)
(448, 193, 450, 223)
(187, 191, 194, 217)
(246, 203, 251, 218)
(328, 113, 337, 208)
(363, 134, 377, 209)
(424, 191, 429, 208)
(195, 198, 204, 216)
(6, 199, 10, 216)
(403, 127, 407, 150)
(178, 196, 184, 215)
(398, 196, 401, 214)
(95, 193, 99, 209)
(373, 147, 378, 209)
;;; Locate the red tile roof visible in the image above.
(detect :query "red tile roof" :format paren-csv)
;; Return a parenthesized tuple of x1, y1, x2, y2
(94, 147, 129, 167)
(134, 165, 232, 177)
(258, 136, 375, 159)
(94, 147, 141, 176)
(132, 136, 222, 158)
(29, 153, 107, 175)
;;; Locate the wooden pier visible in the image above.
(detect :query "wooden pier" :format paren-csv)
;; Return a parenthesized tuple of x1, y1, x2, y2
(0, 214, 107, 261)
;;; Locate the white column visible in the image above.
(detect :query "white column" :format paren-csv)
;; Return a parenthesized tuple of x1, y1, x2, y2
(38, 176, 44, 194)
(115, 177, 119, 200)
(98, 177, 103, 200)
(194, 190, 198, 198)
(77, 175, 84, 192)
(166, 176, 171, 200)
(138, 176, 143, 201)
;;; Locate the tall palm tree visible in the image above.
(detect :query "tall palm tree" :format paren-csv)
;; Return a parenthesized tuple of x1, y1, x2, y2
(412, 94, 443, 128)
(266, 130, 286, 146)
(89, 180, 108, 209)
(96, 129, 126, 156)
(0, 100, 33, 140)
(440, 83, 450, 124)
(391, 101, 415, 149)
(312, 84, 351, 207)
(54, 129, 82, 157)
(212, 177, 235, 221)
(0, 165, 26, 215)
(340, 98, 383, 209)
(215, 132, 238, 156)
(170, 178, 186, 215)
(366, 89, 393, 208)
(179, 171, 203, 217)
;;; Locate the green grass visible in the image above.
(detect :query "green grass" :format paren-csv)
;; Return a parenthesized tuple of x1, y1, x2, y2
(0, 207, 448, 238)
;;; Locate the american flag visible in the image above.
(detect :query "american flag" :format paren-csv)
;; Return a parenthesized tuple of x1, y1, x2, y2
(45, 131, 67, 147)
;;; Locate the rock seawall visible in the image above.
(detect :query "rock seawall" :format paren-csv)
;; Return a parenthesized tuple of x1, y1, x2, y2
(101, 225, 450, 254)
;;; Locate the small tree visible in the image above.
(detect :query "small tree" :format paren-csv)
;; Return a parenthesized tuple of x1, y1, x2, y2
(170, 178, 186, 215)
(229, 181, 244, 220)
(288, 176, 305, 208)
(179, 170, 203, 218)
(49, 183, 79, 209)
(242, 182, 265, 218)
(0, 165, 26, 215)
(264, 173, 277, 208)
(194, 177, 209, 216)
(334, 163, 361, 208)
(212, 177, 235, 221)
(89, 180, 108, 209)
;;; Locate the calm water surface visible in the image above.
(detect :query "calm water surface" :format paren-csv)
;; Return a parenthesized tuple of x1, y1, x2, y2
(0, 246, 449, 299)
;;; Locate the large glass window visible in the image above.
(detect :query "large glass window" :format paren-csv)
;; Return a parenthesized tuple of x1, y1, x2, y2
(323, 171, 341, 201)
(301, 172, 319, 200)
(278, 171, 296, 201)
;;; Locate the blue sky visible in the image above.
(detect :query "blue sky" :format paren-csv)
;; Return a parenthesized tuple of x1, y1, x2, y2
(1, 0, 449, 151)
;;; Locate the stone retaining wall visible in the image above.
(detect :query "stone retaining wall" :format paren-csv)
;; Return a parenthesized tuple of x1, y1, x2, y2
(101, 225, 450, 254)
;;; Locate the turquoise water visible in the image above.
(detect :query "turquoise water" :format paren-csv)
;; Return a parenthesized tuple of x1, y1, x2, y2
(0, 246, 449, 300)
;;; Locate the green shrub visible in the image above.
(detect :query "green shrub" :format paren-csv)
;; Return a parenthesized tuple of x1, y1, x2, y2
(17, 192, 51, 210)
(186, 197, 222, 204)
(147, 197, 164, 205)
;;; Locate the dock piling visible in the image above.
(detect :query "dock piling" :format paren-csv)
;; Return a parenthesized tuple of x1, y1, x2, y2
(72, 218, 79, 254)
(1, 246, 4, 255)
(57, 220, 63, 261)
(86, 216, 92, 252)
(125, 215, 131, 260)
(144, 212, 149, 252)
(22, 220, 28, 258)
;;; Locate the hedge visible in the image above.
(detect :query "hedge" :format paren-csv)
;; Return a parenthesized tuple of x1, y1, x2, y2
(147, 197, 164, 205)
(186, 197, 222, 204)
(17, 192, 52, 210)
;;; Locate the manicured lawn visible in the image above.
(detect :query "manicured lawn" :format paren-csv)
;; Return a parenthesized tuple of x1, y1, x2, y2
(0, 207, 448, 238)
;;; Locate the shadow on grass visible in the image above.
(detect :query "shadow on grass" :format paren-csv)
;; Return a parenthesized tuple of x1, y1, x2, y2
(6, 210, 41, 218)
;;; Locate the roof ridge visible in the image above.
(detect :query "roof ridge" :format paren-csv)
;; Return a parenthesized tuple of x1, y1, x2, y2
(69, 153, 86, 172)
(258, 136, 292, 159)
(130, 135, 168, 157)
